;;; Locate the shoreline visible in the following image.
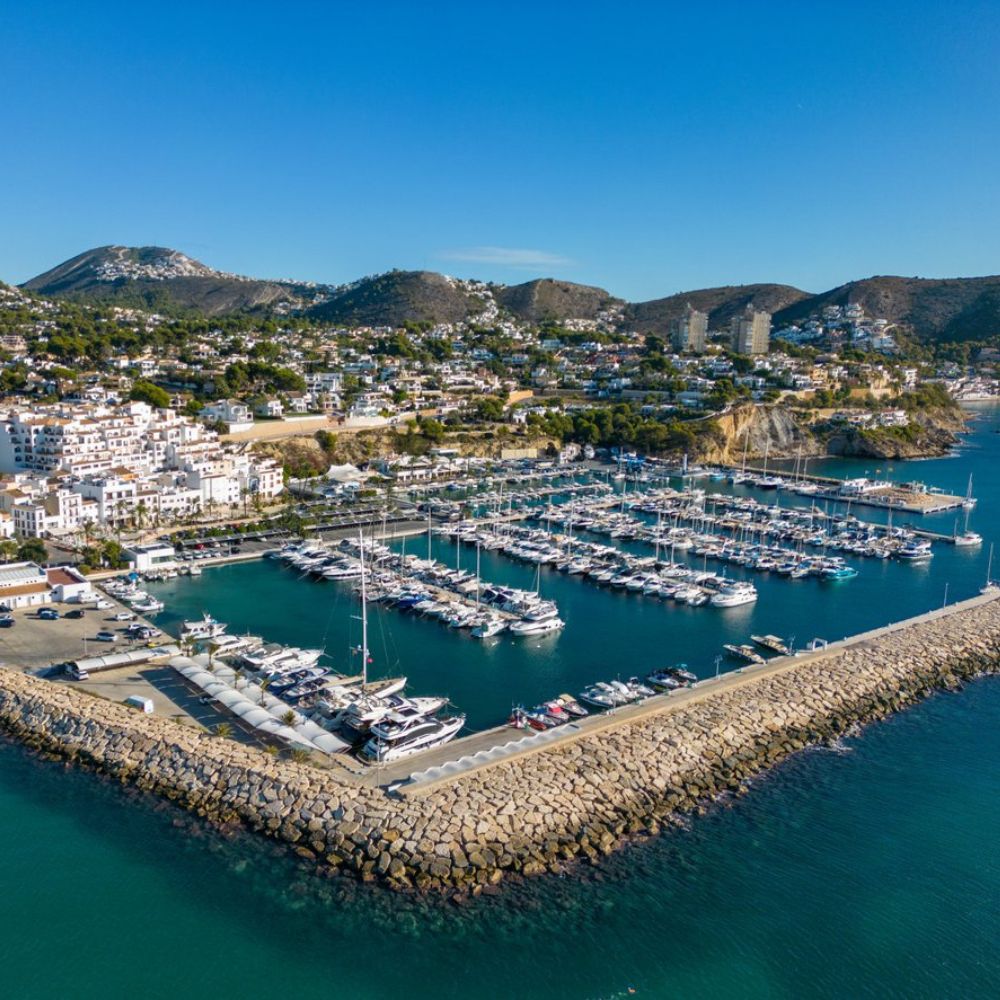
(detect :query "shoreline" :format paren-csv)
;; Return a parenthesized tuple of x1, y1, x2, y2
(0, 590, 997, 894)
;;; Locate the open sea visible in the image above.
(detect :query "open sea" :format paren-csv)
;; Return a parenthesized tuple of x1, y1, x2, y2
(1, 405, 999, 998)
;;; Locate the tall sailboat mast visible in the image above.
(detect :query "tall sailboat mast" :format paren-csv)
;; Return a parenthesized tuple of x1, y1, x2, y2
(358, 529, 368, 690)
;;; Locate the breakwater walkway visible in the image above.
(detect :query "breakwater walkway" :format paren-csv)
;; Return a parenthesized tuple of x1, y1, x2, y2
(0, 591, 998, 893)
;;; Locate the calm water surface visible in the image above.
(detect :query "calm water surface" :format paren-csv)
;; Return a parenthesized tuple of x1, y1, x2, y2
(1, 406, 997, 998)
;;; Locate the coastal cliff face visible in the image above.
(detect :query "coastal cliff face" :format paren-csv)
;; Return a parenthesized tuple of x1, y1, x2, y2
(695, 405, 820, 463)
(0, 596, 998, 895)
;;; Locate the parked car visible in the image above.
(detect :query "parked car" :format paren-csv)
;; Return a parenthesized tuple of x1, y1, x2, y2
(0, 615, 14, 628)
(94, 599, 113, 610)
(114, 611, 136, 621)
(95, 630, 116, 642)
(0, 602, 12, 613)
(37, 608, 59, 620)
(65, 608, 85, 619)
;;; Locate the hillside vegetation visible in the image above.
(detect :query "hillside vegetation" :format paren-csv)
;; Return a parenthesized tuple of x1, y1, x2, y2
(18, 246, 1000, 343)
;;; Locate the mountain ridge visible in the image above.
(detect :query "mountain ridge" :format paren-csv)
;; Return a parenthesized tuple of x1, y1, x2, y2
(18, 246, 1000, 340)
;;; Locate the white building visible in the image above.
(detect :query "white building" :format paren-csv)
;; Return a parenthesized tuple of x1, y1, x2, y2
(200, 399, 253, 432)
(122, 543, 177, 573)
(0, 402, 283, 534)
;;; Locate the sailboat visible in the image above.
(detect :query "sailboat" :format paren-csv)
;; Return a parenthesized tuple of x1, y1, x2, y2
(963, 474, 977, 510)
(728, 427, 752, 484)
(756, 436, 784, 490)
(981, 543, 998, 594)
(953, 509, 983, 547)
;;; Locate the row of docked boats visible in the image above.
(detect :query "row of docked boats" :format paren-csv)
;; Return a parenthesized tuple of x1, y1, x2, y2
(272, 538, 567, 639)
(101, 578, 166, 614)
(549, 483, 947, 568)
(439, 521, 760, 608)
(194, 623, 466, 764)
(508, 666, 700, 730)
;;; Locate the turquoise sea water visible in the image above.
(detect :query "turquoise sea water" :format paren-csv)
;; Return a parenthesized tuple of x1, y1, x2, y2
(1, 406, 998, 998)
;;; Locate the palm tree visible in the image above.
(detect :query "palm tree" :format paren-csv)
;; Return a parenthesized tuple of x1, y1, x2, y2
(258, 677, 271, 706)
(135, 500, 148, 532)
(289, 748, 310, 764)
(214, 722, 234, 738)
(206, 641, 219, 671)
(281, 709, 296, 726)
(263, 744, 279, 756)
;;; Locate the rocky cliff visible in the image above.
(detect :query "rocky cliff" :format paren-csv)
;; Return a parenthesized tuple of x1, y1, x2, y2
(823, 407, 965, 459)
(694, 404, 820, 463)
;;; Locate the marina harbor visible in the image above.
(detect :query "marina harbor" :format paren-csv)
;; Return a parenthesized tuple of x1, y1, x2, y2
(5, 439, 986, 786)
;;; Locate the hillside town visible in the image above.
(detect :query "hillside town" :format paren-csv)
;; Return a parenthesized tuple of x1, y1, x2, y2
(0, 273, 997, 553)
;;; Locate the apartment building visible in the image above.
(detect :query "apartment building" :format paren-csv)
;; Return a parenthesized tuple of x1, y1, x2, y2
(671, 305, 709, 353)
(0, 402, 284, 537)
(730, 307, 771, 355)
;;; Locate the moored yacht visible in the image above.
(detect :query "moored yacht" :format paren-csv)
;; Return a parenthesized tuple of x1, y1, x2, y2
(182, 613, 227, 639)
(361, 713, 466, 763)
(508, 616, 565, 636)
(471, 616, 506, 639)
(710, 582, 759, 607)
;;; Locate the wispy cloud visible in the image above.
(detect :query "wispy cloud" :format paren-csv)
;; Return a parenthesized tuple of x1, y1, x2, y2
(438, 246, 574, 269)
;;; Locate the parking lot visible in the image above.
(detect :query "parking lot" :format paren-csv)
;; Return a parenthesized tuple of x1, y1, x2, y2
(0, 599, 162, 671)
(72, 663, 230, 731)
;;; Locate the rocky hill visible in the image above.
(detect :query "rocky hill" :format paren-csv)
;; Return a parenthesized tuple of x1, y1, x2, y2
(627, 284, 811, 334)
(496, 278, 621, 323)
(20, 247, 1000, 341)
(694, 404, 820, 463)
(307, 270, 487, 327)
(774, 275, 1000, 342)
(22, 246, 334, 315)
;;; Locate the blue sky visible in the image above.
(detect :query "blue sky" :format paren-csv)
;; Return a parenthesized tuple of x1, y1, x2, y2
(2, 1, 999, 300)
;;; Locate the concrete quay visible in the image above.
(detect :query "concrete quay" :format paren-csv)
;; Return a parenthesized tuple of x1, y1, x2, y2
(0, 590, 997, 895)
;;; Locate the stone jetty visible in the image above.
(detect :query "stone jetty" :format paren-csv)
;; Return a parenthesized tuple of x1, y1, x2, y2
(1, 593, 999, 893)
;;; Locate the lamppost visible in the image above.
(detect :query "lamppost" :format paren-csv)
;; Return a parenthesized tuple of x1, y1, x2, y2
(714, 654, 722, 678)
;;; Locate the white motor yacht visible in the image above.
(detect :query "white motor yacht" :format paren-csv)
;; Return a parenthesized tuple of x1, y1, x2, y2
(471, 617, 506, 639)
(508, 616, 565, 636)
(182, 613, 227, 639)
(361, 713, 466, 763)
(710, 582, 759, 607)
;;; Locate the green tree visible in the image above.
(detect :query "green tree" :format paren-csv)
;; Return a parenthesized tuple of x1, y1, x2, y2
(16, 538, 48, 564)
(129, 380, 171, 408)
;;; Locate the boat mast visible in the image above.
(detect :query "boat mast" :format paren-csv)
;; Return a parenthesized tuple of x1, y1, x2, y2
(986, 542, 994, 588)
(358, 529, 368, 691)
(427, 508, 432, 562)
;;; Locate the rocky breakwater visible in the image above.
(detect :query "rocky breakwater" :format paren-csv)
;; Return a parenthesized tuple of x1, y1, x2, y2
(1, 595, 999, 894)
